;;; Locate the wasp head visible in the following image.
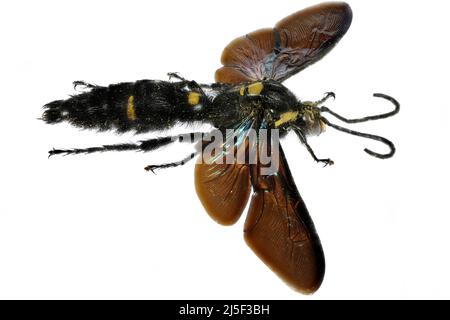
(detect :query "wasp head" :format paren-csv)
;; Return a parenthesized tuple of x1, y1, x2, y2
(296, 103, 327, 136)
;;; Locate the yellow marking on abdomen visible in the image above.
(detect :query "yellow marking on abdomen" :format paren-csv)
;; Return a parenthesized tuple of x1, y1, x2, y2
(188, 92, 201, 106)
(127, 95, 137, 121)
(275, 111, 299, 127)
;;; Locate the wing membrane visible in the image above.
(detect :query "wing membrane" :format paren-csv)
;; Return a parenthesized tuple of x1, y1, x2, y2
(216, 2, 352, 83)
(195, 161, 250, 226)
(244, 145, 325, 293)
(195, 124, 254, 226)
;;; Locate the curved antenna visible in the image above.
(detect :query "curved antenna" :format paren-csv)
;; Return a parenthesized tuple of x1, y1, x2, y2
(320, 93, 400, 123)
(320, 117, 396, 159)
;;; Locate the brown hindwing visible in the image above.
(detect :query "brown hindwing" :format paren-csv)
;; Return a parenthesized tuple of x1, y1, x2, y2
(244, 145, 325, 293)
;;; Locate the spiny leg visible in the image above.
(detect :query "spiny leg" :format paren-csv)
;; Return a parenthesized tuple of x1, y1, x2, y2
(167, 72, 187, 82)
(302, 92, 335, 109)
(144, 152, 198, 173)
(48, 132, 204, 157)
(72, 80, 97, 90)
(167, 72, 209, 94)
(168, 72, 197, 88)
(293, 128, 334, 167)
(315, 92, 335, 106)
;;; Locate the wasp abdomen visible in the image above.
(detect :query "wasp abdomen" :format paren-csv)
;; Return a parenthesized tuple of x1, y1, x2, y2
(42, 80, 209, 133)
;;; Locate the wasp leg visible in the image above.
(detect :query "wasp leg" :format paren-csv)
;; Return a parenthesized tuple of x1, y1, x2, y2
(293, 128, 334, 167)
(73, 80, 97, 90)
(144, 152, 198, 173)
(48, 132, 204, 157)
(167, 72, 187, 82)
(167, 72, 211, 95)
(168, 72, 201, 88)
(315, 92, 335, 106)
(302, 92, 335, 109)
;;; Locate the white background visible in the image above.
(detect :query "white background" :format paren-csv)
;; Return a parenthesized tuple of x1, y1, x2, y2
(0, 0, 449, 299)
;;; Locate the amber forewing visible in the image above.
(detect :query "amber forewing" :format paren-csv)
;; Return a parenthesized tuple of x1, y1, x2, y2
(215, 2, 352, 83)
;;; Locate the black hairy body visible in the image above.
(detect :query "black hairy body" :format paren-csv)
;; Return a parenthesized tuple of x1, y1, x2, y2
(43, 78, 300, 137)
(43, 80, 211, 133)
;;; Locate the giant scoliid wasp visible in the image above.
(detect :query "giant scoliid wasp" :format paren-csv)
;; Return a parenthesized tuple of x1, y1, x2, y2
(42, 2, 399, 293)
